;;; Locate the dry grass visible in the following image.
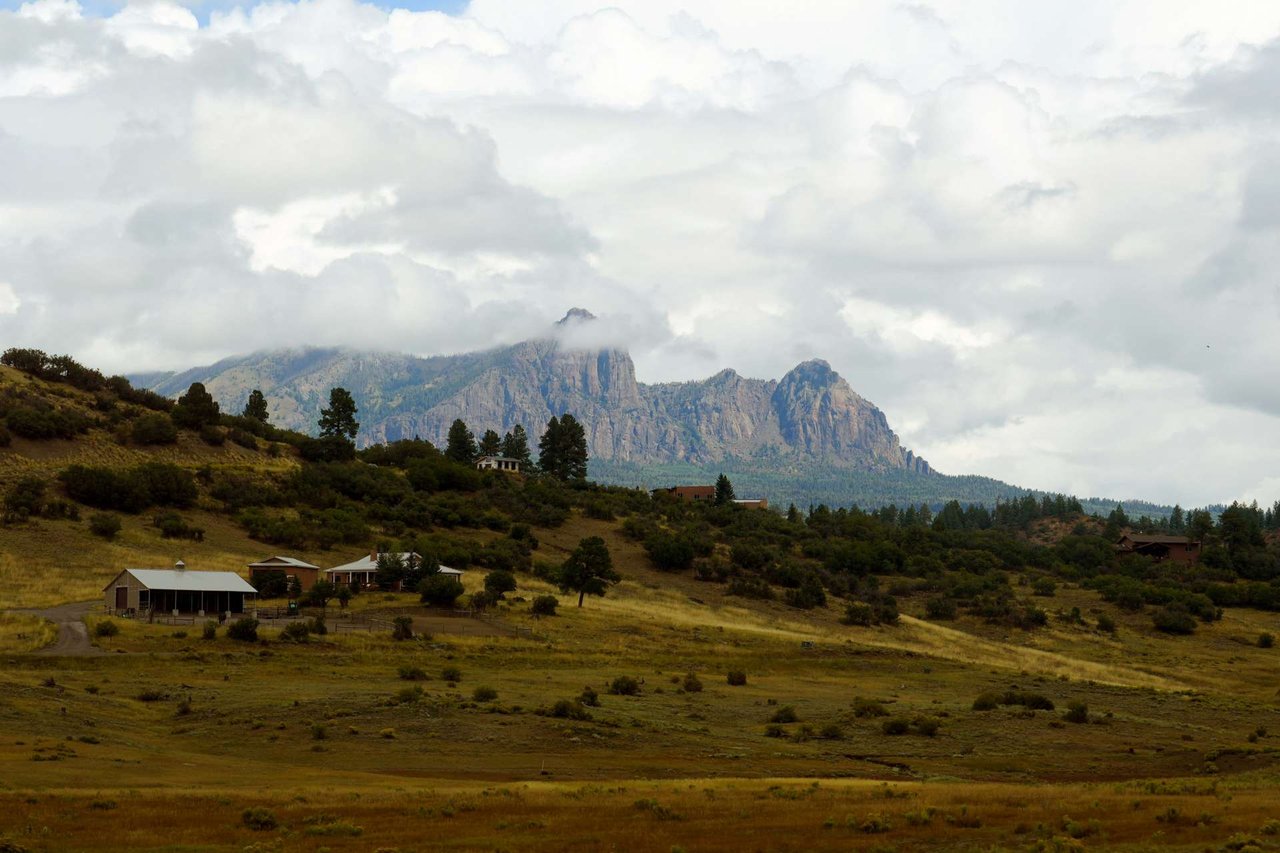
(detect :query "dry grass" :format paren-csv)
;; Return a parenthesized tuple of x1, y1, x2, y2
(0, 613, 56, 653)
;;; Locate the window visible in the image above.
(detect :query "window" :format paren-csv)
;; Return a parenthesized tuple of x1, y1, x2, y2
(139, 590, 150, 609)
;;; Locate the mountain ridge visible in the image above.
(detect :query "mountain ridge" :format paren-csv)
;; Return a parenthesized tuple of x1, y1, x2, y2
(135, 320, 934, 477)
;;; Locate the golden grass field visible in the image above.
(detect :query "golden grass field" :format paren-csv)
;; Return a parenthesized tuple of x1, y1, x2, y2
(3, 367, 1280, 850)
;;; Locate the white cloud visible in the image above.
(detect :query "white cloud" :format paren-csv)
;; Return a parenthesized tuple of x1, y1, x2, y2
(1, 0, 1279, 505)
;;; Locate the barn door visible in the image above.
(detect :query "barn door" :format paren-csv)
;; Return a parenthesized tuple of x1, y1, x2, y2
(115, 587, 128, 610)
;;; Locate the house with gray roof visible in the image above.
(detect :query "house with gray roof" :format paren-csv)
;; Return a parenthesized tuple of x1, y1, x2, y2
(104, 561, 258, 617)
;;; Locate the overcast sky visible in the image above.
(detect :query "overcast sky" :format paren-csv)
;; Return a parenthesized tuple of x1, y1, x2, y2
(2, 0, 1279, 506)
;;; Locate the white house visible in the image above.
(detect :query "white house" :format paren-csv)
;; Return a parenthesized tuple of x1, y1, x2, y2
(325, 549, 464, 590)
(475, 455, 521, 472)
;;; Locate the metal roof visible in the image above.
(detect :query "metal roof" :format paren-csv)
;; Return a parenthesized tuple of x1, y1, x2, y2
(247, 556, 321, 570)
(325, 552, 463, 576)
(115, 569, 258, 593)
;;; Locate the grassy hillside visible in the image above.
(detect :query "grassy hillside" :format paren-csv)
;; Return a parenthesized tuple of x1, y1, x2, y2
(4, 357, 1280, 851)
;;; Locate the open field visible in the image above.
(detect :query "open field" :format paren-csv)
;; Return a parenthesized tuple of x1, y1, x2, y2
(4, 365, 1280, 850)
(4, 541, 1280, 849)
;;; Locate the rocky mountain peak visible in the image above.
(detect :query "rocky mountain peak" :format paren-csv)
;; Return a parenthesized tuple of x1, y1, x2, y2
(556, 307, 597, 326)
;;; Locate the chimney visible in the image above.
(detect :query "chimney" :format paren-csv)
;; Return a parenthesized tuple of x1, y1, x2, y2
(370, 547, 378, 562)
(175, 560, 186, 571)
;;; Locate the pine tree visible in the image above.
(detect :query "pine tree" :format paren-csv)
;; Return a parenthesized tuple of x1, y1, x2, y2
(557, 536, 620, 607)
(714, 473, 736, 505)
(445, 419, 477, 463)
(242, 389, 269, 424)
(538, 415, 560, 475)
(557, 413, 589, 481)
(318, 388, 359, 442)
(478, 429, 502, 457)
(501, 424, 532, 467)
(172, 382, 220, 429)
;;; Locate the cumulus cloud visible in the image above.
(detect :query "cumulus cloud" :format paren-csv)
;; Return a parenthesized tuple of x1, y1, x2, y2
(1, 0, 1279, 504)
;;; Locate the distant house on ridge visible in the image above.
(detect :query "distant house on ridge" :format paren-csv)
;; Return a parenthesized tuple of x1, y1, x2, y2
(1116, 534, 1201, 564)
(476, 455, 522, 473)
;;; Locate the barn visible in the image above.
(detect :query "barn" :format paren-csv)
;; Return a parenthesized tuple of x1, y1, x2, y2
(103, 561, 258, 617)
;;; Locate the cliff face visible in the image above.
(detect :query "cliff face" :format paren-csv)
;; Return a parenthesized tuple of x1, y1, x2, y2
(140, 328, 931, 474)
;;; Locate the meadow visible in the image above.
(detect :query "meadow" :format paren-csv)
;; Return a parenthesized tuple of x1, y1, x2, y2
(3, 360, 1280, 850)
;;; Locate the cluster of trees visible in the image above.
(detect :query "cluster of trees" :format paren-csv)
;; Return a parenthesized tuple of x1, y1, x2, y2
(443, 413, 588, 482)
(1, 347, 172, 411)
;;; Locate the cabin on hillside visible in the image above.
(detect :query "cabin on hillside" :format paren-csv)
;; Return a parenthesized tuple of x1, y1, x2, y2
(104, 561, 257, 617)
(476, 455, 522, 473)
(1116, 534, 1201, 564)
(326, 549, 465, 591)
(653, 485, 716, 503)
(247, 556, 321, 595)
(733, 498, 770, 510)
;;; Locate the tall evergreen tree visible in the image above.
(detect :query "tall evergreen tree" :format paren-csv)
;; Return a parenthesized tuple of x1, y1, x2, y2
(538, 415, 561, 475)
(557, 414, 589, 481)
(1168, 504, 1185, 533)
(318, 388, 359, 442)
(445, 418, 477, 463)
(477, 429, 502, 457)
(557, 536, 619, 607)
(501, 424, 532, 466)
(172, 382, 220, 429)
(242, 389, 269, 424)
(714, 473, 736, 505)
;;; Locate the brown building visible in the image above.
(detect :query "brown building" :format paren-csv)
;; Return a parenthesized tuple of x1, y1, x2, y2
(247, 556, 321, 593)
(733, 499, 770, 510)
(653, 485, 716, 503)
(1116, 534, 1201, 563)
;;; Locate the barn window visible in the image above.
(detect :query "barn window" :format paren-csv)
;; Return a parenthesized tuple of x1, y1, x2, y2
(139, 590, 150, 609)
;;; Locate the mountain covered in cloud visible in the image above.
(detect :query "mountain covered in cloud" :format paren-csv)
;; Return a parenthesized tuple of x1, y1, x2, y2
(138, 312, 932, 475)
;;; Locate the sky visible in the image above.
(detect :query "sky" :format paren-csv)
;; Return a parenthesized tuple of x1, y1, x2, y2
(2, 0, 1280, 506)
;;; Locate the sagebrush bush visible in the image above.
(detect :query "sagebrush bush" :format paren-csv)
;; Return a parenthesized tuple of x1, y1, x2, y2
(609, 675, 640, 696)
(281, 621, 310, 642)
(881, 717, 910, 736)
(726, 670, 747, 686)
(241, 807, 278, 831)
(398, 666, 428, 681)
(227, 618, 259, 642)
(682, 672, 703, 693)
(441, 665, 462, 683)
(391, 616, 414, 641)
(550, 699, 591, 720)
(530, 595, 559, 616)
(1063, 701, 1089, 724)
(88, 513, 122, 540)
(202, 620, 217, 640)
(93, 620, 119, 638)
(770, 705, 798, 724)
(1259, 632, 1275, 649)
(473, 686, 498, 702)
(853, 697, 888, 718)
(580, 686, 600, 706)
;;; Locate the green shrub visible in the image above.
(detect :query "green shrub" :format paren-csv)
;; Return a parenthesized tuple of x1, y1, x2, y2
(1153, 604, 1197, 635)
(1000, 691, 1055, 711)
(1063, 701, 1089, 724)
(311, 724, 327, 740)
(484, 570, 517, 598)
(972, 692, 999, 711)
(841, 602, 875, 626)
(925, 597, 958, 620)
(391, 616, 414, 641)
(1259, 632, 1274, 649)
(580, 686, 600, 706)
(881, 717, 910, 736)
(1032, 578, 1057, 597)
(770, 705, 798, 724)
(281, 621, 310, 643)
(609, 675, 640, 696)
(398, 666, 428, 681)
(93, 620, 119, 638)
(682, 672, 703, 693)
(418, 574, 465, 607)
(202, 620, 217, 640)
(88, 513, 122, 540)
(764, 724, 786, 738)
(913, 716, 941, 737)
(227, 618, 259, 642)
(550, 699, 591, 720)
(241, 807, 278, 831)
(199, 424, 225, 446)
(1096, 613, 1116, 633)
(473, 686, 498, 702)
(308, 616, 327, 636)
(531, 595, 559, 616)
(819, 723, 844, 740)
(131, 413, 178, 445)
(726, 670, 747, 686)
(441, 665, 462, 683)
(853, 697, 888, 718)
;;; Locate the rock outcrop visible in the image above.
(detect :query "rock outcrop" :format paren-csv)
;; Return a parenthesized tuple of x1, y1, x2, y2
(140, 314, 931, 474)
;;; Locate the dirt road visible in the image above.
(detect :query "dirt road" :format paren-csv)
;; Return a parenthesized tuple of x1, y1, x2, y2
(10, 601, 105, 656)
